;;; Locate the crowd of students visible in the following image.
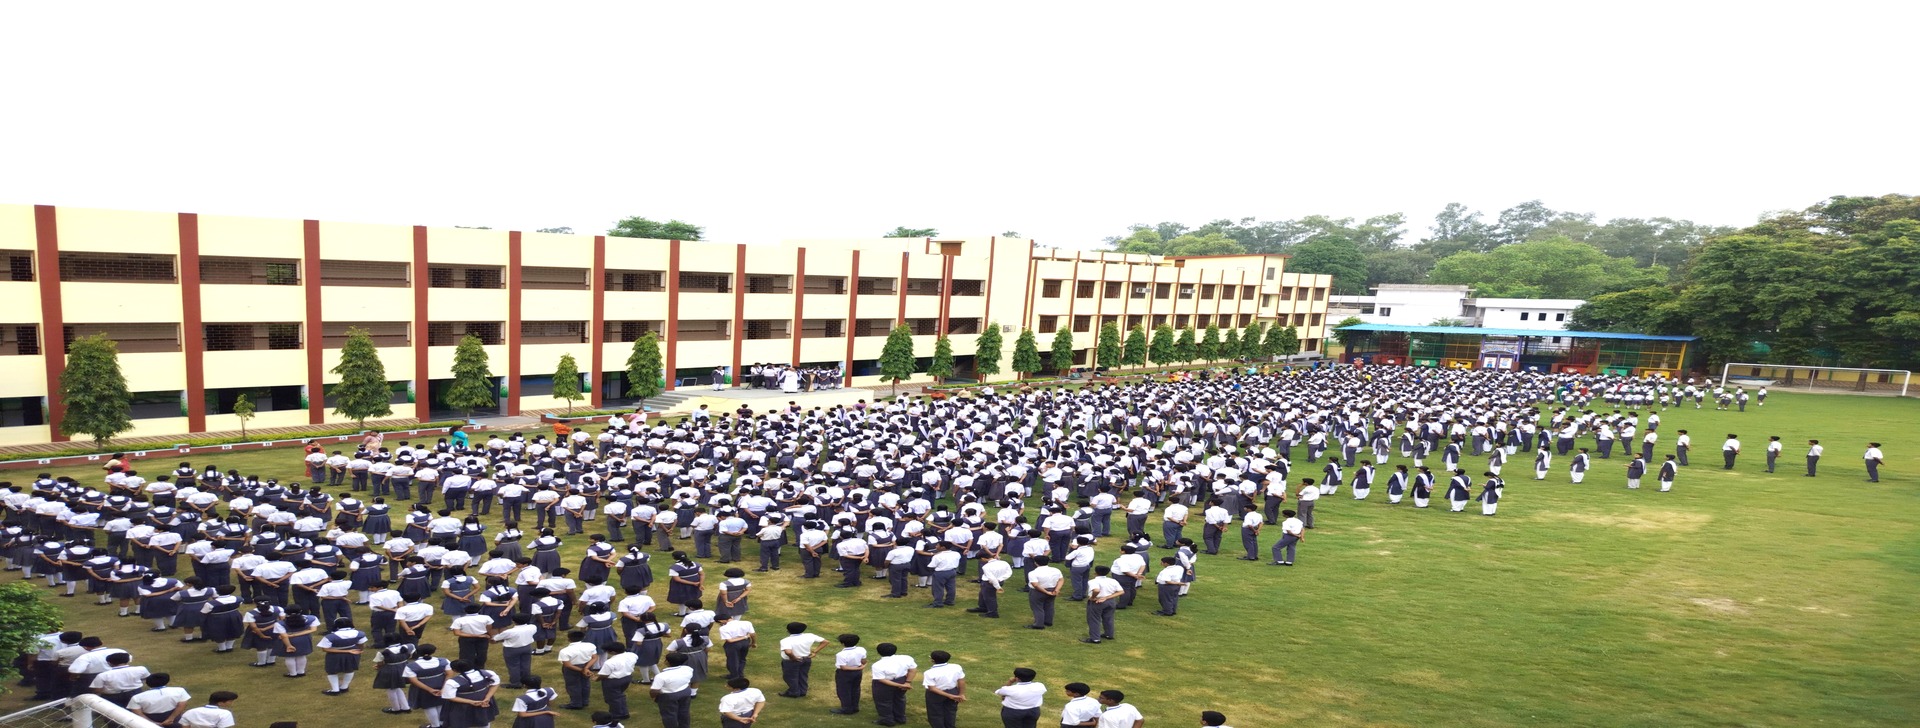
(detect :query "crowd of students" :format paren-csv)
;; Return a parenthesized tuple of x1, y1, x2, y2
(0, 365, 1883, 727)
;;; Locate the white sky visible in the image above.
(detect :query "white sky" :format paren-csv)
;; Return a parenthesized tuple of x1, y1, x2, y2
(3, 2, 1914, 249)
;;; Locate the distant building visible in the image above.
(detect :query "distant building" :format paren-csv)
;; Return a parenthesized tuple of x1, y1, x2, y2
(1467, 297, 1584, 330)
(1327, 284, 1471, 326)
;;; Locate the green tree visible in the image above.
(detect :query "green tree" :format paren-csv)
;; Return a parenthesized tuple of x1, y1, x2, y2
(443, 334, 496, 417)
(1417, 202, 1502, 257)
(1286, 236, 1369, 295)
(1011, 329, 1043, 378)
(1123, 324, 1149, 368)
(329, 326, 393, 427)
(1427, 237, 1668, 299)
(974, 324, 1004, 379)
(58, 334, 132, 444)
(1330, 316, 1367, 350)
(1241, 321, 1264, 360)
(231, 390, 256, 439)
(1569, 286, 1684, 333)
(879, 324, 918, 397)
(884, 227, 939, 238)
(1223, 328, 1240, 362)
(1365, 248, 1437, 288)
(1049, 329, 1076, 375)
(1174, 326, 1198, 363)
(608, 216, 703, 241)
(1109, 228, 1246, 257)
(551, 353, 583, 414)
(1265, 324, 1300, 359)
(1198, 324, 1221, 362)
(625, 332, 664, 407)
(929, 334, 955, 383)
(1096, 320, 1123, 370)
(1428, 317, 1469, 327)
(1149, 324, 1176, 366)
(0, 581, 64, 685)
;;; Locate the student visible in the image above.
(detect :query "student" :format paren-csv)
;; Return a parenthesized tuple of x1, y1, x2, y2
(1658, 455, 1678, 493)
(88, 652, 149, 708)
(402, 643, 452, 728)
(1865, 442, 1885, 483)
(127, 673, 192, 726)
(1057, 683, 1101, 728)
(1235, 504, 1262, 561)
(868, 643, 916, 727)
(509, 675, 560, 728)
(372, 635, 417, 714)
(593, 642, 639, 720)
(1806, 439, 1823, 477)
(715, 614, 757, 681)
(1722, 434, 1741, 470)
(1766, 436, 1783, 473)
(1445, 470, 1472, 511)
(493, 614, 538, 688)
(1271, 510, 1304, 565)
(1625, 456, 1646, 490)
(992, 667, 1046, 728)
(1096, 689, 1144, 728)
(554, 630, 598, 710)
(1532, 446, 1551, 481)
(1025, 555, 1061, 630)
(648, 653, 696, 728)
(588, 711, 623, 728)
(439, 659, 502, 728)
(317, 617, 367, 695)
(177, 690, 239, 728)
(1675, 430, 1692, 466)
(921, 651, 966, 728)
(717, 677, 766, 728)
(829, 633, 866, 716)
(1294, 479, 1318, 528)
(1150, 557, 1184, 616)
(975, 552, 1013, 618)
(1478, 474, 1502, 515)
(776, 621, 826, 698)
(1081, 567, 1122, 644)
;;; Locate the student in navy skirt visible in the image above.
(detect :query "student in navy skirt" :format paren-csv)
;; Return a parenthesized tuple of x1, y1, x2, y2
(137, 575, 182, 632)
(200, 586, 246, 652)
(509, 676, 560, 728)
(616, 547, 652, 593)
(317, 620, 367, 695)
(371, 640, 417, 714)
(276, 607, 320, 677)
(173, 578, 215, 642)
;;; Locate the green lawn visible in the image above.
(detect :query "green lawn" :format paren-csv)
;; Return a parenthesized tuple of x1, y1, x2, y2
(4, 390, 1917, 727)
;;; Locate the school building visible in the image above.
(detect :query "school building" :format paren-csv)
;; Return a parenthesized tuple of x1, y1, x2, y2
(0, 204, 1333, 445)
(1335, 323, 1696, 377)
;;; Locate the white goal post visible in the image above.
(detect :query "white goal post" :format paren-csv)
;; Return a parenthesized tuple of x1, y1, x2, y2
(0, 695, 163, 728)
(1719, 362, 1912, 397)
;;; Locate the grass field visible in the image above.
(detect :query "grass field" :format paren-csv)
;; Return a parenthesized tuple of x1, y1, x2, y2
(3, 390, 1917, 727)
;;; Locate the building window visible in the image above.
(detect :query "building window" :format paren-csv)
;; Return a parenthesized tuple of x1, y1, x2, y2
(1076, 281, 1095, 299)
(605, 269, 666, 292)
(1280, 287, 1292, 301)
(1292, 313, 1306, 326)
(1178, 285, 1194, 300)
(1241, 285, 1254, 299)
(1196, 315, 1210, 328)
(1154, 283, 1171, 299)
(1073, 315, 1092, 333)
(1265, 267, 1275, 280)
(905, 278, 942, 296)
(602, 320, 661, 343)
(800, 319, 845, 338)
(1130, 284, 1149, 300)
(1304, 339, 1319, 352)
(1238, 314, 1252, 327)
(950, 279, 984, 296)
(1038, 316, 1059, 334)
(1201, 284, 1216, 299)
(1176, 314, 1190, 328)
(1152, 314, 1167, 327)
(208, 385, 310, 415)
(322, 260, 410, 287)
(1556, 312, 1567, 322)
(1261, 295, 1274, 307)
(1312, 287, 1325, 301)
(676, 320, 731, 341)
(678, 271, 731, 294)
(744, 320, 791, 340)
(2, 325, 40, 356)
(1102, 315, 1119, 328)
(521, 320, 588, 344)
(947, 318, 982, 335)
(60, 252, 176, 283)
(3, 249, 33, 282)
(1310, 313, 1323, 326)
(1379, 307, 1392, 317)
(1041, 280, 1063, 298)
(1519, 312, 1530, 321)
(522, 266, 590, 291)
(854, 319, 894, 337)
(204, 323, 302, 351)
(427, 321, 503, 346)
(427, 265, 504, 290)
(1220, 285, 1235, 300)
(803, 275, 846, 294)
(201, 256, 300, 285)
(746, 275, 792, 294)
(64, 323, 180, 353)
(908, 318, 940, 335)
(128, 391, 183, 420)
(323, 322, 409, 348)
(857, 277, 897, 295)
(1103, 282, 1123, 299)
(1127, 315, 1143, 330)
(0, 395, 47, 427)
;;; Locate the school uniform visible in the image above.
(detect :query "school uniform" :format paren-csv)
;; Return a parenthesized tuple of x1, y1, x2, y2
(1658, 461, 1677, 492)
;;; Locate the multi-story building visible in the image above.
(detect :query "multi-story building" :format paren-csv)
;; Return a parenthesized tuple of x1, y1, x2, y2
(0, 203, 1332, 445)
(1465, 297, 1583, 331)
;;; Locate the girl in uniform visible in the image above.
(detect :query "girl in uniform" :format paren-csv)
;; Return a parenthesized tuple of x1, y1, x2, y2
(317, 618, 367, 695)
(666, 552, 703, 616)
(173, 576, 215, 642)
(1445, 470, 1472, 512)
(631, 613, 671, 684)
(201, 584, 246, 652)
(715, 568, 751, 619)
(666, 625, 711, 687)
(615, 546, 652, 594)
(530, 529, 564, 574)
(138, 574, 182, 631)
(372, 637, 417, 714)
(277, 606, 320, 677)
(1411, 467, 1434, 509)
(1385, 465, 1408, 505)
(509, 675, 559, 728)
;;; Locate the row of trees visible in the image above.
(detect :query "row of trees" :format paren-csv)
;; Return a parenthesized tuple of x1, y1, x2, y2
(872, 319, 1304, 394)
(1104, 202, 1733, 298)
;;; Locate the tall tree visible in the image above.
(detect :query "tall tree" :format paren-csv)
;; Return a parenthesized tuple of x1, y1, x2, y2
(1174, 326, 1197, 363)
(608, 216, 703, 241)
(625, 332, 664, 407)
(1149, 324, 1176, 366)
(1330, 316, 1367, 350)
(929, 334, 955, 383)
(551, 353, 583, 414)
(1286, 236, 1369, 295)
(231, 391, 256, 438)
(1418, 203, 1501, 257)
(1569, 286, 1684, 333)
(884, 227, 939, 238)
(1011, 329, 1043, 378)
(1427, 238, 1667, 299)
(1122, 324, 1148, 368)
(330, 326, 393, 427)
(974, 324, 1004, 379)
(57, 334, 132, 444)
(1240, 321, 1264, 360)
(1198, 324, 1222, 362)
(1109, 228, 1246, 257)
(1264, 324, 1300, 360)
(1049, 330, 1076, 375)
(1096, 320, 1123, 370)
(879, 324, 918, 397)
(1222, 328, 1240, 362)
(444, 334, 496, 417)
(1365, 248, 1438, 288)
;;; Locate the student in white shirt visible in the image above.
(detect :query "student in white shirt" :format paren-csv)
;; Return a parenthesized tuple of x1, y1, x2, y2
(775, 622, 826, 698)
(992, 667, 1047, 727)
(1058, 682, 1102, 727)
(649, 653, 697, 727)
(127, 673, 191, 725)
(1095, 689, 1144, 728)
(921, 650, 965, 728)
(1865, 442, 1885, 482)
(176, 690, 239, 728)
(716, 676, 766, 728)
(592, 642, 639, 718)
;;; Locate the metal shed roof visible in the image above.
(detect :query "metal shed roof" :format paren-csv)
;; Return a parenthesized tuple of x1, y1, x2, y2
(1338, 323, 1696, 342)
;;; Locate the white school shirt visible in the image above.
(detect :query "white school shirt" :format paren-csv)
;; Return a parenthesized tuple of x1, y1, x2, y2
(617, 594, 656, 618)
(450, 614, 494, 637)
(779, 632, 825, 661)
(980, 559, 1014, 587)
(1723, 438, 1741, 452)
(994, 681, 1046, 709)
(834, 646, 868, 669)
(716, 687, 766, 716)
(1241, 512, 1264, 529)
(1768, 440, 1783, 454)
(1808, 443, 1824, 457)
(716, 620, 755, 643)
(871, 654, 917, 681)
(596, 651, 639, 678)
(1097, 702, 1145, 727)
(177, 705, 236, 728)
(1155, 564, 1185, 585)
(652, 664, 695, 692)
(128, 686, 192, 715)
(921, 662, 965, 691)
(1865, 446, 1884, 461)
(1027, 565, 1064, 591)
(1059, 696, 1103, 725)
(91, 665, 152, 693)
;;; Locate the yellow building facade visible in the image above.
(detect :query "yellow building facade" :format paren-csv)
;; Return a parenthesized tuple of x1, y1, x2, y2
(0, 204, 1332, 445)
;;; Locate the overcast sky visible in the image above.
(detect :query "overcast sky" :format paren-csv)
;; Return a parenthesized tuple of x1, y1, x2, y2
(4, 2, 1913, 249)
